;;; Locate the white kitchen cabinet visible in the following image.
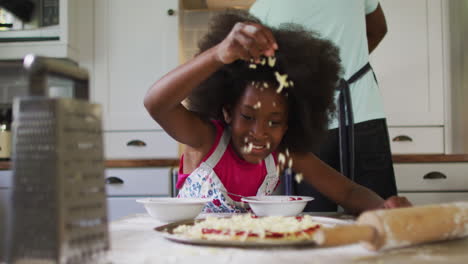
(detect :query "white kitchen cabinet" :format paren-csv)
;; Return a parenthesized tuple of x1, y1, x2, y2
(388, 127, 444, 154)
(93, 0, 180, 159)
(0, 170, 12, 263)
(93, 0, 179, 131)
(104, 131, 178, 159)
(105, 168, 172, 221)
(0, 0, 93, 62)
(394, 163, 468, 206)
(370, 0, 445, 127)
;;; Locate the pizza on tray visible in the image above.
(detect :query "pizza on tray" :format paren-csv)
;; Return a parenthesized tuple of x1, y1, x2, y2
(172, 214, 321, 242)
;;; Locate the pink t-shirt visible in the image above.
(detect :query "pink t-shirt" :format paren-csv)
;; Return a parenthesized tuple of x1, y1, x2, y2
(177, 121, 277, 201)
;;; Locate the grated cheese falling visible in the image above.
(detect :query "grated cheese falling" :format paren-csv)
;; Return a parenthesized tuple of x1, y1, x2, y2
(275, 71, 289, 94)
(249, 64, 257, 69)
(253, 101, 262, 109)
(295, 173, 303, 183)
(243, 142, 253, 153)
(268, 56, 276, 67)
(278, 152, 286, 165)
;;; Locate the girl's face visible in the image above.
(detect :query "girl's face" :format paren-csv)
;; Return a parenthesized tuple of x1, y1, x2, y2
(224, 82, 289, 164)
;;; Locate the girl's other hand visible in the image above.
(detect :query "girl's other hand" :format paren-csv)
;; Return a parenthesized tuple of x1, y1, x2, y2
(381, 195, 412, 209)
(215, 22, 278, 64)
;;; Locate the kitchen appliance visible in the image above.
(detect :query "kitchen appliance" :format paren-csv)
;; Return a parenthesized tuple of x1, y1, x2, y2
(0, 54, 88, 104)
(0, 0, 59, 41)
(0, 108, 11, 160)
(7, 97, 109, 263)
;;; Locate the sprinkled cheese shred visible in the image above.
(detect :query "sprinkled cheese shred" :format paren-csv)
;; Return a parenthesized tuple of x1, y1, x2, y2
(268, 56, 276, 67)
(278, 152, 286, 165)
(253, 101, 262, 109)
(295, 173, 304, 184)
(249, 64, 257, 69)
(275, 71, 289, 94)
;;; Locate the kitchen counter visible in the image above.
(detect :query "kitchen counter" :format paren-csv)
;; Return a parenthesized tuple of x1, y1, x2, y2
(1, 155, 468, 170)
(105, 214, 468, 264)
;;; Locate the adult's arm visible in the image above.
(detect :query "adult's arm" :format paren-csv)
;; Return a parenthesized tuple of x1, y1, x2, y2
(366, 3, 387, 53)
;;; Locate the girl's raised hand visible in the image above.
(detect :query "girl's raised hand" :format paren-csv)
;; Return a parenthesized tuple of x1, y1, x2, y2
(215, 22, 278, 64)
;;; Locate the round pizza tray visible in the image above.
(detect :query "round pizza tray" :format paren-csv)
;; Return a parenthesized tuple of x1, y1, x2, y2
(154, 216, 352, 248)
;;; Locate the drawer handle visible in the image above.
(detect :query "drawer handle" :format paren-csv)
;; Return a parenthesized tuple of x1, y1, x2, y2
(126, 139, 147, 147)
(423, 171, 447, 180)
(106, 177, 124, 185)
(392, 135, 413, 142)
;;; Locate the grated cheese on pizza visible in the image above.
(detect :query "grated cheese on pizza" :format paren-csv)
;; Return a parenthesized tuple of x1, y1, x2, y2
(173, 214, 321, 242)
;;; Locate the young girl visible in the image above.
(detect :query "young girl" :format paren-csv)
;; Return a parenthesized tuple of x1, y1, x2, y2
(144, 10, 410, 214)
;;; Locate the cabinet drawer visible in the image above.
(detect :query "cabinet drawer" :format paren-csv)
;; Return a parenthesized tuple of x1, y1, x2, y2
(104, 131, 178, 159)
(388, 127, 444, 154)
(107, 197, 148, 221)
(0, 171, 12, 188)
(395, 163, 468, 191)
(105, 168, 171, 196)
(399, 192, 468, 206)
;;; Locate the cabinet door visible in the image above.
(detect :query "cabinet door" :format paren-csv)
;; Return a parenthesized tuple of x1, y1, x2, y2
(370, 0, 444, 126)
(105, 168, 171, 221)
(0, 171, 12, 261)
(107, 197, 148, 221)
(94, 0, 179, 130)
(0, 0, 94, 62)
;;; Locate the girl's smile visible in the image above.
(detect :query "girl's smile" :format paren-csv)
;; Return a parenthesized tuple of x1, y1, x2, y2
(224, 81, 288, 164)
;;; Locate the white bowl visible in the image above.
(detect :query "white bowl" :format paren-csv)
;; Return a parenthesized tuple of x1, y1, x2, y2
(241, 195, 314, 216)
(136, 198, 210, 222)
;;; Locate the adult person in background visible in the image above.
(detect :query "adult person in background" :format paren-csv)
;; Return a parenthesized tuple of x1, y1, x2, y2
(250, 0, 399, 212)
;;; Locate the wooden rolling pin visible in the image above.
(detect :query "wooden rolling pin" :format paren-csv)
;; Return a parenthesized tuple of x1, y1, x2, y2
(313, 201, 468, 250)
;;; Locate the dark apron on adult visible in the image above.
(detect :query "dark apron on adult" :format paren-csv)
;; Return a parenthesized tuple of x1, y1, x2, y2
(337, 62, 372, 181)
(284, 63, 373, 195)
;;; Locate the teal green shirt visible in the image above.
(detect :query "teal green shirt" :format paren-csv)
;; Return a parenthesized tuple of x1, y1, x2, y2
(250, 0, 386, 129)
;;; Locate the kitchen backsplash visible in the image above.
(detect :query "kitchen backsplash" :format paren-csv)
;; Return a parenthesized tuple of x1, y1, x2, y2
(181, 11, 217, 62)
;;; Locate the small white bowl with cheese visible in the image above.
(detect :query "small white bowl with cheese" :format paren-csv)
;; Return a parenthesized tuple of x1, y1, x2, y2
(241, 196, 314, 217)
(136, 197, 211, 222)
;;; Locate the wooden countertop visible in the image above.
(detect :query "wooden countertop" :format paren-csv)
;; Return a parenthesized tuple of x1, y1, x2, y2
(1, 155, 468, 170)
(392, 154, 468, 163)
(107, 155, 468, 166)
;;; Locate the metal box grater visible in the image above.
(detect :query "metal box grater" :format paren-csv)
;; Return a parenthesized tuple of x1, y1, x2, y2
(7, 97, 109, 264)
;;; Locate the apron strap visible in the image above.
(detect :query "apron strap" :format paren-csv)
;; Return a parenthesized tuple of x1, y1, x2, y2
(256, 154, 278, 196)
(204, 127, 231, 168)
(337, 62, 372, 181)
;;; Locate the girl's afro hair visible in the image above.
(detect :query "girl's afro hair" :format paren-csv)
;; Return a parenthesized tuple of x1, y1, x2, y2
(185, 10, 342, 153)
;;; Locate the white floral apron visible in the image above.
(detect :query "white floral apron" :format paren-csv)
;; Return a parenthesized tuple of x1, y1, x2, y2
(177, 128, 278, 213)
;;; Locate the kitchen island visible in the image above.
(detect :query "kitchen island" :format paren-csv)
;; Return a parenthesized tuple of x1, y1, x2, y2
(106, 213, 468, 264)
